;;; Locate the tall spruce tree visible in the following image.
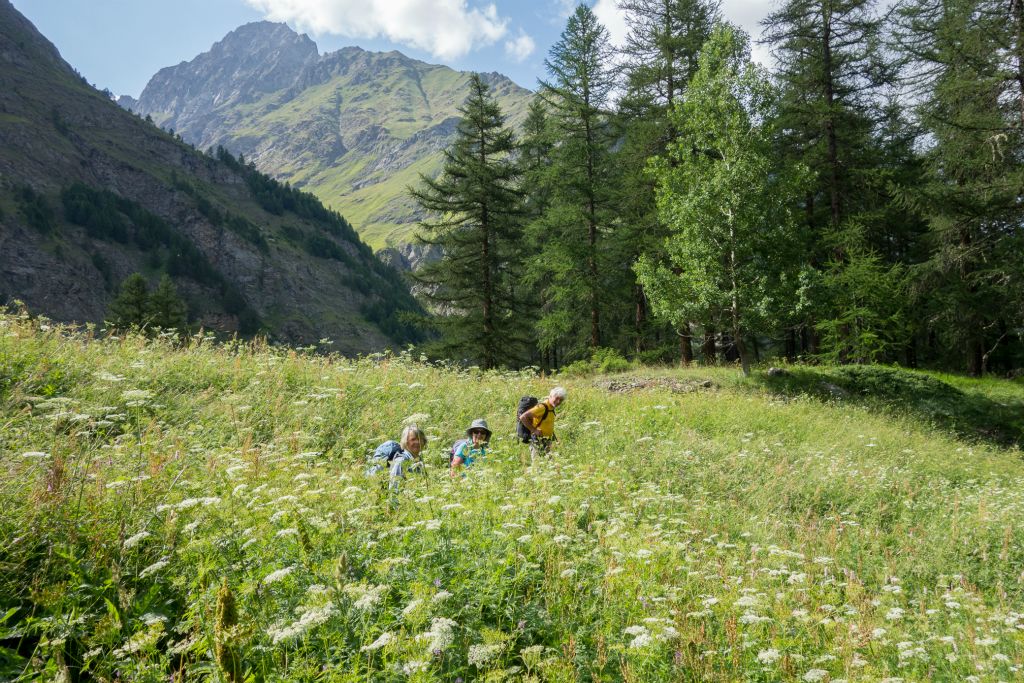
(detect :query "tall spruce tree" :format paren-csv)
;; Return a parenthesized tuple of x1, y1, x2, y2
(893, 0, 1024, 373)
(518, 97, 559, 369)
(107, 273, 151, 330)
(619, 0, 721, 115)
(410, 74, 528, 369)
(533, 4, 619, 358)
(637, 25, 809, 376)
(147, 274, 188, 331)
(762, 0, 915, 362)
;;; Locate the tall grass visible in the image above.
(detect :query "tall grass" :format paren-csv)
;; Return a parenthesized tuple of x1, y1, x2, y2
(1, 311, 1023, 681)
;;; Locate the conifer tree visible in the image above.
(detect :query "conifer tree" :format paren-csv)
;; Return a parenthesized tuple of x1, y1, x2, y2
(107, 273, 151, 330)
(619, 0, 721, 116)
(637, 26, 809, 376)
(762, 0, 916, 361)
(893, 0, 1024, 373)
(533, 4, 619, 357)
(411, 74, 528, 369)
(147, 274, 188, 331)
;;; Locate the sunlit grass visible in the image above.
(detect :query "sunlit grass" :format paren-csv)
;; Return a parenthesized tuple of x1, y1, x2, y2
(1, 311, 1022, 681)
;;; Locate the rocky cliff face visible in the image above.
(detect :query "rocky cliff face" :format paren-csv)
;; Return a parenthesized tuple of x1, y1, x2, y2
(0, 1, 420, 353)
(128, 23, 534, 252)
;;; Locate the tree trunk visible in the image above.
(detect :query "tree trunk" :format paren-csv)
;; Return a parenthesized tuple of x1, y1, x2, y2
(634, 284, 646, 355)
(968, 338, 984, 377)
(679, 324, 693, 366)
(702, 327, 717, 364)
(821, 5, 842, 234)
(786, 328, 797, 362)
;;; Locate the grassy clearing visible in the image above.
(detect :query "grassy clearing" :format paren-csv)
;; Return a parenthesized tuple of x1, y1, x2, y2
(1, 313, 1023, 681)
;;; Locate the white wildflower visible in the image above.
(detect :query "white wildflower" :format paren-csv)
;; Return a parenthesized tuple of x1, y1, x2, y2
(802, 669, 828, 682)
(263, 566, 295, 585)
(758, 649, 781, 665)
(402, 659, 429, 674)
(468, 643, 503, 666)
(123, 531, 150, 549)
(268, 605, 337, 644)
(275, 528, 298, 538)
(139, 559, 169, 578)
(420, 617, 458, 651)
(885, 607, 905, 621)
(629, 632, 654, 649)
(360, 631, 395, 652)
(21, 451, 48, 458)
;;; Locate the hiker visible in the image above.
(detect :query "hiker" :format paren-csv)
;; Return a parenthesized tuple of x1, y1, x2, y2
(518, 387, 566, 462)
(367, 424, 427, 491)
(450, 418, 491, 477)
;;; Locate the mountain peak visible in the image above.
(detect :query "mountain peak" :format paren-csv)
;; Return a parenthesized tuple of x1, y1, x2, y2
(136, 20, 318, 121)
(214, 21, 317, 57)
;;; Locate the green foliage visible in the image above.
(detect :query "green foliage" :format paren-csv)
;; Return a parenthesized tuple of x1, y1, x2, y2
(2, 314, 1024, 680)
(107, 273, 152, 330)
(560, 347, 632, 377)
(638, 26, 810, 376)
(411, 74, 530, 369)
(147, 274, 188, 331)
(17, 185, 56, 233)
(807, 247, 908, 364)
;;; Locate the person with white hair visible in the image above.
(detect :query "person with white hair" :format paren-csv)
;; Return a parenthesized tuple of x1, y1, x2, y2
(518, 386, 566, 461)
(367, 424, 427, 491)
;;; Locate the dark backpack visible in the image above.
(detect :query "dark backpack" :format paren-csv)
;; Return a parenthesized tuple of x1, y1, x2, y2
(372, 440, 404, 463)
(449, 438, 469, 464)
(515, 396, 550, 443)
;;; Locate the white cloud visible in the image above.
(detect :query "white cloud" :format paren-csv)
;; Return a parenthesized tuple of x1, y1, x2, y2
(592, 0, 628, 48)
(505, 30, 536, 62)
(244, 0, 508, 61)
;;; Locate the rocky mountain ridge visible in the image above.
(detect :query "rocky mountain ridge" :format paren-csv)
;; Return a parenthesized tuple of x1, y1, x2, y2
(0, 0, 420, 352)
(127, 22, 535, 251)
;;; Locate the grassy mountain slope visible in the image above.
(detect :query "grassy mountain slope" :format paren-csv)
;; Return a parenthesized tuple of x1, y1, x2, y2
(132, 23, 534, 250)
(3, 313, 1024, 680)
(0, 1, 420, 351)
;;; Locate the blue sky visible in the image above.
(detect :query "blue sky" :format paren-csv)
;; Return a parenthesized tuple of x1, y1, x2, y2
(12, 0, 775, 97)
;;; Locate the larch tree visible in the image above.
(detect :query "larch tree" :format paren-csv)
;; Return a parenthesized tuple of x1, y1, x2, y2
(893, 0, 1024, 374)
(411, 73, 528, 369)
(533, 4, 619, 359)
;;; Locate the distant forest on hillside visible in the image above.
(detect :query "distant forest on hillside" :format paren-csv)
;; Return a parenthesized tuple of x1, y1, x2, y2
(410, 0, 1024, 377)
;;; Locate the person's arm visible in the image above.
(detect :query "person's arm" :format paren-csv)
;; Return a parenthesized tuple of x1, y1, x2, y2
(450, 454, 464, 477)
(519, 406, 542, 438)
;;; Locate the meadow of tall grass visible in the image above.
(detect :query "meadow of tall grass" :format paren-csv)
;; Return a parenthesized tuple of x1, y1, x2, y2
(2, 310, 1023, 682)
